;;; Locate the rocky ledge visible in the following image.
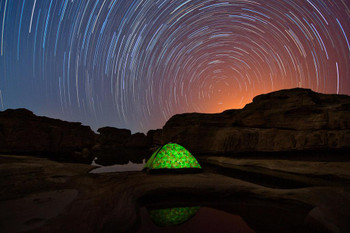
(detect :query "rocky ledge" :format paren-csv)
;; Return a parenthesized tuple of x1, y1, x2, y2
(162, 88, 350, 156)
(0, 109, 96, 163)
(96, 88, 350, 163)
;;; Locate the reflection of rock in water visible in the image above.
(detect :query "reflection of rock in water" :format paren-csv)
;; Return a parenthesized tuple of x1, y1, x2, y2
(138, 206, 257, 233)
(149, 206, 200, 227)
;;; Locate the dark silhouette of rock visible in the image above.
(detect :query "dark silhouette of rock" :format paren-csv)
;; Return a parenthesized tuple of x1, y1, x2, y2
(97, 127, 131, 145)
(126, 133, 151, 148)
(93, 128, 151, 165)
(1, 88, 349, 164)
(161, 88, 350, 156)
(0, 108, 96, 163)
(147, 129, 163, 147)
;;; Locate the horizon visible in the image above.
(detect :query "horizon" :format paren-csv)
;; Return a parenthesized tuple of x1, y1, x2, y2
(1, 86, 347, 134)
(0, 0, 349, 133)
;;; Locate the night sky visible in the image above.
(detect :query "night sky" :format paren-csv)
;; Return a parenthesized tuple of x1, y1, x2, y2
(0, 0, 349, 133)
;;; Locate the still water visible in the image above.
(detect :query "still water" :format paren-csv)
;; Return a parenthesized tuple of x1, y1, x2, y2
(89, 158, 145, 173)
(136, 206, 255, 233)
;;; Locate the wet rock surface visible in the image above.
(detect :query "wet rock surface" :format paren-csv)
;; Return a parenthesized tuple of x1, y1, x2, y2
(0, 155, 349, 233)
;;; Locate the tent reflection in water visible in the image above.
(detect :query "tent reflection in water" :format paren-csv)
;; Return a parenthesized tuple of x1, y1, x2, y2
(143, 143, 202, 173)
(149, 206, 200, 227)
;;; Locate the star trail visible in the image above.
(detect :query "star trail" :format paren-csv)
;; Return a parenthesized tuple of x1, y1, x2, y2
(0, 0, 349, 132)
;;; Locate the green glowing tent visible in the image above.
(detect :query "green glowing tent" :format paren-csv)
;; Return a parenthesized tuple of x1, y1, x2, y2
(149, 206, 200, 227)
(144, 143, 202, 173)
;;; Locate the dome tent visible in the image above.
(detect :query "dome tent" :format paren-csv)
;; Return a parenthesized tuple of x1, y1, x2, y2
(144, 143, 202, 173)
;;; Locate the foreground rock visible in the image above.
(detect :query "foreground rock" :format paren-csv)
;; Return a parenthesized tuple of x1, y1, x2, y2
(0, 155, 349, 233)
(201, 156, 350, 180)
(162, 88, 350, 156)
(0, 109, 96, 163)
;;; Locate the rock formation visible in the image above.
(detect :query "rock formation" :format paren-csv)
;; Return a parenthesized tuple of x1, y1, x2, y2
(161, 88, 350, 156)
(92, 127, 151, 165)
(0, 109, 96, 163)
(1, 88, 349, 164)
(1, 154, 349, 233)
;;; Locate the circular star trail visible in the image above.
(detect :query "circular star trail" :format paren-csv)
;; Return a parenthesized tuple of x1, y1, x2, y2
(0, 0, 349, 132)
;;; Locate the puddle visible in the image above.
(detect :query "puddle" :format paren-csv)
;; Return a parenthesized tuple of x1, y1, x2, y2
(136, 205, 255, 233)
(134, 194, 313, 233)
(89, 158, 145, 173)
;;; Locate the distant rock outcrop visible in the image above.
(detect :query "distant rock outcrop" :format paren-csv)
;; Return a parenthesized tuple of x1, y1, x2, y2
(161, 88, 350, 155)
(92, 127, 151, 165)
(1, 88, 349, 164)
(0, 109, 96, 163)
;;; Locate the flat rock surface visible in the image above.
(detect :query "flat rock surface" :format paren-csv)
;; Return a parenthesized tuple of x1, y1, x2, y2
(0, 154, 349, 233)
(0, 189, 78, 233)
(201, 156, 350, 180)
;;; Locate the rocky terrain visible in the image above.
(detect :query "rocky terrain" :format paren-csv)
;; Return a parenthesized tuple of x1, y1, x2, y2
(0, 109, 96, 163)
(1, 88, 349, 164)
(162, 88, 350, 156)
(0, 154, 349, 233)
(92, 127, 151, 165)
(0, 88, 350, 232)
(0, 110, 153, 165)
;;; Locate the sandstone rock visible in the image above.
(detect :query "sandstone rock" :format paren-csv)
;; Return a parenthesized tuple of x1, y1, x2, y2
(93, 128, 152, 165)
(147, 129, 163, 146)
(94, 147, 130, 165)
(97, 127, 131, 145)
(126, 133, 150, 148)
(238, 88, 350, 130)
(1, 155, 349, 233)
(0, 109, 96, 163)
(2, 88, 349, 164)
(306, 192, 350, 233)
(162, 88, 350, 155)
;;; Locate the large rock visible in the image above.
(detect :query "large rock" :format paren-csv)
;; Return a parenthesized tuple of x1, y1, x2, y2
(126, 133, 151, 148)
(0, 109, 96, 163)
(162, 88, 350, 155)
(2, 88, 349, 164)
(146, 129, 163, 148)
(97, 127, 131, 145)
(93, 128, 152, 165)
